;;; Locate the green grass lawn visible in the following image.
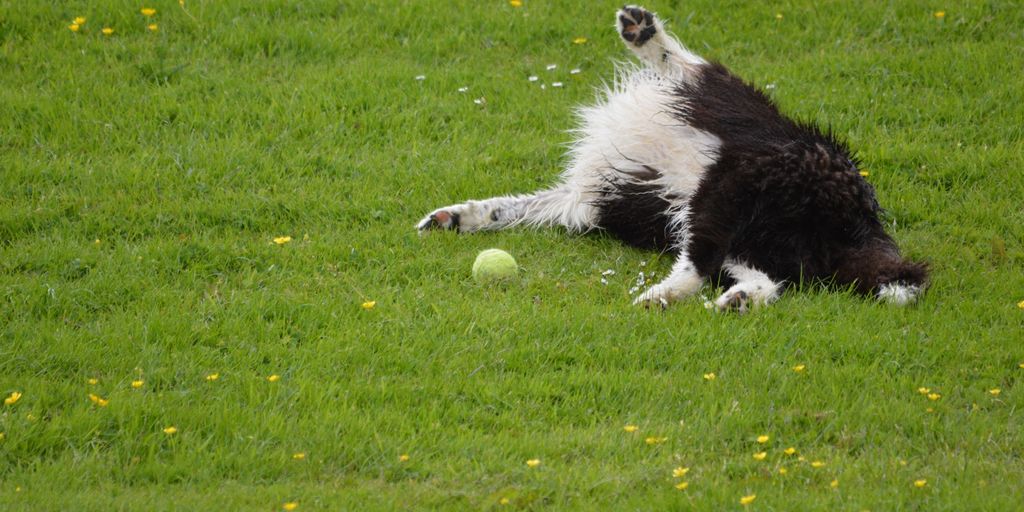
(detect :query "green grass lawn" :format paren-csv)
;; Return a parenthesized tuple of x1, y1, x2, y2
(2, 0, 1023, 509)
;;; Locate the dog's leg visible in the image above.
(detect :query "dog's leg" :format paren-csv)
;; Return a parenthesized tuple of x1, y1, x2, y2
(634, 253, 704, 308)
(416, 186, 596, 233)
(616, 5, 706, 81)
(713, 260, 783, 313)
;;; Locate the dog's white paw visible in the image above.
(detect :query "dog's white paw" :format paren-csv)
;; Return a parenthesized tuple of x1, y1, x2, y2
(416, 207, 462, 231)
(633, 284, 673, 309)
(713, 282, 780, 313)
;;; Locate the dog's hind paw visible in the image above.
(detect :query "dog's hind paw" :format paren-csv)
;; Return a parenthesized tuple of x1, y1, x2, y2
(416, 208, 461, 232)
(617, 5, 657, 47)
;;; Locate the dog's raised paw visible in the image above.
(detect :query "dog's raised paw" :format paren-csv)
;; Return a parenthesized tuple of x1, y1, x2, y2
(617, 5, 657, 46)
(715, 290, 749, 314)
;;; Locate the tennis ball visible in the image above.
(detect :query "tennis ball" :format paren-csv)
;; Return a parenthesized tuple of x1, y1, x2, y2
(472, 248, 518, 282)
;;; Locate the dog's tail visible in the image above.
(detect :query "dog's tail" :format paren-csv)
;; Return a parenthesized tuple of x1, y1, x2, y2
(835, 242, 929, 305)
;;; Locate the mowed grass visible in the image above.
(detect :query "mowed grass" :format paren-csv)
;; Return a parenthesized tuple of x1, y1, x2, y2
(2, 0, 1023, 509)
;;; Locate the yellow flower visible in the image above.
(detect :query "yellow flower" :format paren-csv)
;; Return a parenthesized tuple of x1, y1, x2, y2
(361, 301, 376, 310)
(101, 27, 114, 36)
(792, 364, 806, 372)
(778, 466, 788, 475)
(811, 460, 825, 468)
(918, 387, 931, 394)
(672, 467, 689, 478)
(206, 373, 219, 381)
(131, 380, 144, 389)
(74, 16, 86, 25)
(273, 236, 292, 245)
(775, 13, 783, 20)
(914, 479, 927, 488)
(88, 378, 99, 385)
(399, 454, 410, 462)
(88, 393, 109, 407)
(141, 8, 157, 17)
(69, 24, 80, 32)
(572, 37, 587, 45)
(623, 424, 639, 433)
(740, 494, 756, 506)
(1019, 362, 1024, 369)
(784, 447, 796, 455)
(0, 432, 5, 441)
(283, 503, 298, 511)
(644, 436, 667, 445)
(499, 497, 510, 505)
(898, 459, 908, 466)
(163, 426, 178, 435)
(927, 393, 941, 401)
(859, 170, 870, 177)
(830, 479, 839, 488)
(674, 481, 689, 490)
(988, 388, 1001, 396)
(757, 435, 770, 444)
(4, 392, 22, 406)
(148, 24, 158, 32)
(268, 374, 281, 382)
(703, 372, 716, 381)
(753, 451, 767, 461)
(1017, 300, 1024, 309)
(526, 458, 540, 468)
(934, 11, 945, 19)
(509, 0, 522, 6)
(926, 407, 934, 413)
(293, 452, 306, 460)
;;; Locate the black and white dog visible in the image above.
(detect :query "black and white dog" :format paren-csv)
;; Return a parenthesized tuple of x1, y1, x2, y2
(418, 6, 928, 311)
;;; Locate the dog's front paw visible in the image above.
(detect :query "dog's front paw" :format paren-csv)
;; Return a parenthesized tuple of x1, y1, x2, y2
(416, 208, 461, 232)
(714, 289, 750, 314)
(633, 285, 672, 309)
(617, 5, 657, 47)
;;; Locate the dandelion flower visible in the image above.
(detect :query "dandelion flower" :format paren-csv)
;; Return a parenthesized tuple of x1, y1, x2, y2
(784, 447, 797, 456)
(131, 380, 144, 389)
(934, 11, 945, 18)
(830, 479, 839, 488)
(988, 388, 1001, 396)
(811, 460, 826, 468)
(526, 458, 541, 468)
(293, 452, 306, 460)
(509, 0, 522, 6)
(283, 503, 298, 511)
(675, 481, 689, 490)
(268, 374, 281, 383)
(914, 479, 927, 488)
(672, 467, 689, 478)
(859, 170, 870, 177)
(87, 393, 110, 407)
(499, 497, 510, 505)
(141, 8, 157, 16)
(792, 364, 805, 372)
(918, 387, 931, 394)
(703, 372, 716, 381)
(757, 435, 770, 443)
(645, 436, 667, 445)
(148, 24, 158, 31)
(399, 454, 410, 462)
(206, 373, 219, 381)
(1017, 300, 1024, 309)
(740, 494, 756, 506)
(927, 393, 941, 401)
(101, 27, 114, 36)
(361, 301, 376, 310)
(163, 426, 178, 435)
(623, 424, 639, 433)
(775, 13, 783, 20)
(69, 24, 80, 32)
(1019, 362, 1024, 369)
(572, 37, 587, 44)
(778, 467, 788, 475)
(74, 16, 86, 25)
(88, 378, 99, 385)
(273, 236, 292, 245)
(753, 451, 767, 461)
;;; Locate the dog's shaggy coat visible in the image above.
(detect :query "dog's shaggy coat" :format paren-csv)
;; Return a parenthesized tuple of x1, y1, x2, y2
(418, 5, 928, 311)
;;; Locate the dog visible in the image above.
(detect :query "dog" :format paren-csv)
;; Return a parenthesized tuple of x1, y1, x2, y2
(417, 5, 928, 312)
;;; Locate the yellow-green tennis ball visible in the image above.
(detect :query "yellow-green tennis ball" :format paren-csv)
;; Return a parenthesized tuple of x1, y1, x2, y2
(472, 248, 518, 282)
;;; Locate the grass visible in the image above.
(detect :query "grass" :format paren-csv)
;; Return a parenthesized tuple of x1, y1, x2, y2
(2, 0, 1023, 509)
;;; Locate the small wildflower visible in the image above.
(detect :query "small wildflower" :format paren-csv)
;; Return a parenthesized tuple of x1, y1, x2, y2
(645, 436, 667, 445)
(552, 82, 564, 88)
(784, 447, 797, 455)
(926, 407, 935, 413)
(740, 494, 756, 506)
(546, 64, 557, 71)
(5, 391, 23, 406)
(499, 497, 510, 505)
(811, 461, 826, 468)
(674, 481, 689, 490)
(88, 394, 109, 407)
(206, 373, 219, 381)
(753, 452, 767, 461)
(163, 426, 178, 435)
(526, 458, 541, 468)
(361, 301, 376, 310)
(570, 68, 581, 75)
(273, 236, 292, 245)
(509, 0, 522, 7)
(414, 75, 426, 81)
(473, 97, 486, 105)
(141, 8, 157, 17)
(283, 503, 298, 511)
(831, 479, 839, 488)
(147, 24, 158, 31)
(457, 86, 468, 93)
(623, 425, 639, 433)
(527, 75, 539, 82)
(88, 378, 99, 385)
(898, 459, 908, 466)
(69, 24, 80, 32)
(398, 454, 410, 462)
(1017, 300, 1024, 309)
(572, 37, 587, 44)
(918, 387, 931, 394)
(131, 380, 144, 389)
(792, 364, 806, 372)
(74, 16, 86, 25)
(778, 467, 788, 475)
(775, 13, 783, 20)
(703, 372, 716, 381)
(267, 374, 281, 382)
(859, 170, 870, 177)
(927, 393, 941, 401)
(101, 27, 114, 36)
(757, 435, 770, 444)
(989, 388, 1001, 396)
(292, 452, 306, 460)
(672, 467, 689, 478)
(934, 11, 945, 19)
(914, 479, 927, 488)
